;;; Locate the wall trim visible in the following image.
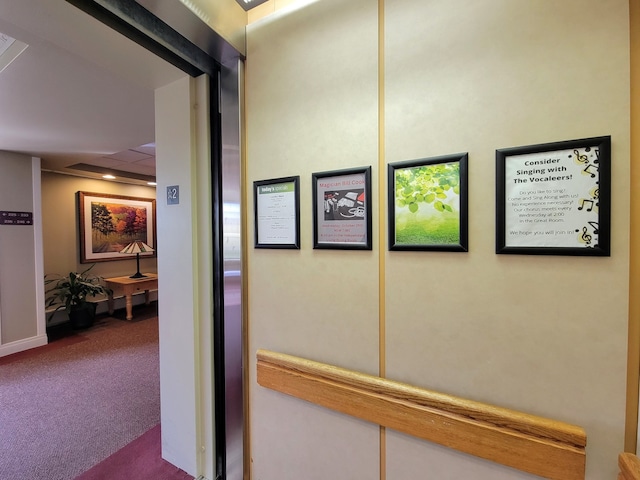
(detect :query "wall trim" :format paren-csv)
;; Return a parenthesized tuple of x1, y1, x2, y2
(377, 2, 386, 480)
(45, 292, 158, 327)
(32, 156, 47, 339)
(257, 349, 587, 480)
(627, 0, 640, 453)
(0, 334, 48, 358)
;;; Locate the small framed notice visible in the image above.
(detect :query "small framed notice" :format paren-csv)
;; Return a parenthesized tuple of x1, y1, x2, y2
(496, 136, 611, 256)
(254, 176, 300, 249)
(312, 166, 372, 250)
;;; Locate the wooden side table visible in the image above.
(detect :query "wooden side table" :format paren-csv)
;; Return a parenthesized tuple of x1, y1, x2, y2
(105, 273, 158, 320)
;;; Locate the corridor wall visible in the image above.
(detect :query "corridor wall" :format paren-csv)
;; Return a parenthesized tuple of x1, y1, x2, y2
(0, 152, 44, 355)
(245, 1, 631, 479)
(40, 172, 157, 281)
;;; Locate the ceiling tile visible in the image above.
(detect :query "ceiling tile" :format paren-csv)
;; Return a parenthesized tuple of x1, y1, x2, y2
(106, 149, 153, 162)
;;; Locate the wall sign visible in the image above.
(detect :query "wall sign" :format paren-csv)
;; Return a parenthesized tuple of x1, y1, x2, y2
(312, 166, 372, 250)
(253, 176, 300, 249)
(0, 211, 33, 225)
(496, 136, 611, 256)
(167, 185, 179, 205)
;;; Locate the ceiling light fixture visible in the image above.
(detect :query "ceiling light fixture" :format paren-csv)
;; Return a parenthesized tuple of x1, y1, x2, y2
(0, 32, 28, 74)
(147, 182, 157, 186)
(102, 174, 116, 180)
(178, 0, 210, 23)
(235, 0, 269, 11)
(67, 163, 155, 184)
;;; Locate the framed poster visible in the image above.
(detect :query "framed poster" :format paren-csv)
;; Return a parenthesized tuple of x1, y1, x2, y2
(496, 136, 611, 256)
(254, 176, 300, 249)
(388, 153, 468, 251)
(78, 191, 156, 263)
(312, 166, 372, 250)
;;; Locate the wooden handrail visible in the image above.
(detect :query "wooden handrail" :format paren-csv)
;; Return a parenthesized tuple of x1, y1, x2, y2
(620, 452, 640, 480)
(257, 349, 586, 480)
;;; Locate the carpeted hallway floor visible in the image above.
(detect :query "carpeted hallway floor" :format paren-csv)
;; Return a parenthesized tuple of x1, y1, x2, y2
(0, 304, 176, 480)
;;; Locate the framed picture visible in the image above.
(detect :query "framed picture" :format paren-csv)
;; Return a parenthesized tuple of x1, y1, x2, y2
(388, 153, 468, 251)
(254, 176, 300, 249)
(496, 135, 611, 256)
(78, 192, 156, 263)
(312, 166, 372, 250)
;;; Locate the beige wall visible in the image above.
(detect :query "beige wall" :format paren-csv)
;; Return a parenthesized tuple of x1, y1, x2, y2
(0, 153, 41, 345)
(246, 1, 630, 479)
(154, 75, 217, 478)
(176, 0, 247, 55)
(41, 171, 157, 280)
(247, 1, 381, 478)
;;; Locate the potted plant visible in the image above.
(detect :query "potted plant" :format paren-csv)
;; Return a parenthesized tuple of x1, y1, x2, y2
(45, 264, 112, 329)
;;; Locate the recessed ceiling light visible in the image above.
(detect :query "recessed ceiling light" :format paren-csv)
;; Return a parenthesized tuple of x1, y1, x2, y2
(147, 182, 157, 186)
(103, 174, 116, 180)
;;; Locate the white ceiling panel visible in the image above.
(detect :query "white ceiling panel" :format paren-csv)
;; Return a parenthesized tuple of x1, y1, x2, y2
(0, 0, 187, 183)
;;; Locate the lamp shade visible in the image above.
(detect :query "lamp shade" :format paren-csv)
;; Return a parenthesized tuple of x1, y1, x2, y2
(119, 241, 155, 278)
(119, 241, 154, 255)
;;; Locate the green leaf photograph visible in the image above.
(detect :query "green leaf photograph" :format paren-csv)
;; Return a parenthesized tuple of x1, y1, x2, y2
(388, 153, 468, 251)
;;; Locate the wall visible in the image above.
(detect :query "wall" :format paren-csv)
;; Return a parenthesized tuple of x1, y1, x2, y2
(155, 75, 216, 478)
(630, 0, 640, 453)
(184, 0, 247, 55)
(245, 1, 630, 479)
(0, 152, 44, 354)
(41, 171, 157, 280)
(247, 1, 381, 478)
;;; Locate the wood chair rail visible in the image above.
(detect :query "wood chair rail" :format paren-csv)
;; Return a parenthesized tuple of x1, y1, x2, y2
(619, 452, 640, 480)
(257, 349, 586, 480)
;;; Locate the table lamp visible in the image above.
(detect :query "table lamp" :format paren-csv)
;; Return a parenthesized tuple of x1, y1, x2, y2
(119, 241, 155, 278)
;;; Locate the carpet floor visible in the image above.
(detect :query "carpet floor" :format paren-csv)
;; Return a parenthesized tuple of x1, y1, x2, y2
(74, 424, 192, 480)
(0, 305, 164, 479)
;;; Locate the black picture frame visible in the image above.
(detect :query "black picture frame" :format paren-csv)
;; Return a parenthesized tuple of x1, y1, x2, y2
(388, 153, 468, 252)
(496, 136, 611, 256)
(254, 176, 300, 249)
(312, 166, 372, 250)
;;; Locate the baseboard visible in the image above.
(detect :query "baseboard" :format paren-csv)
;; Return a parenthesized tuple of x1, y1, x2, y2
(47, 291, 159, 326)
(0, 334, 48, 358)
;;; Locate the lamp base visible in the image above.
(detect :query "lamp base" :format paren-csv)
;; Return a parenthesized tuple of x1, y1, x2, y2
(129, 252, 146, 279)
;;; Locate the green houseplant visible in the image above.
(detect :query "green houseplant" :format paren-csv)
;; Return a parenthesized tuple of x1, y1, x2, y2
(45, 264, 112, 329)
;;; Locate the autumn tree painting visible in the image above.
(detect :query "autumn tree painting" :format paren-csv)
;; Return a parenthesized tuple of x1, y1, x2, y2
(90, 201, 148, 253)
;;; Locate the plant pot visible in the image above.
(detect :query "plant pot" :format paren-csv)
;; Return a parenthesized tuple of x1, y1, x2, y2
(69, 302, 97, 329)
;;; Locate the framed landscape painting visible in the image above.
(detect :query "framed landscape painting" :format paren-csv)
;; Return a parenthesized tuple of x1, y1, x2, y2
(78, 191, 156, 263)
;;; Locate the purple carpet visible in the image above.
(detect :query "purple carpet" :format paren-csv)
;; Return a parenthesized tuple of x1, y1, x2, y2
(73, 424, 192, 480)
(0, 305, 169, 479)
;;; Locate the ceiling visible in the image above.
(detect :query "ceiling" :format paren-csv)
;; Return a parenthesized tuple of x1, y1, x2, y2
(0, 0, 187, 185)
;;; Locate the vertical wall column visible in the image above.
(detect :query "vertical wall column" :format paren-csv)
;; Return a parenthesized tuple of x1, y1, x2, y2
(155, 75, 215, 477)
(629, 0, 640, 454)
(32, 157, 46, 342)
(0, 153, 46, 357)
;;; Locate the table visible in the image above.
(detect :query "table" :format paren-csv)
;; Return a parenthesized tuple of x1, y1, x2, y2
(105, 273, 158, 320)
